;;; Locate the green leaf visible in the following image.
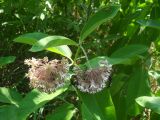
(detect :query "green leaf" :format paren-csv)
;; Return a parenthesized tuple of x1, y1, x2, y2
(111, 66, 151, 120)
(0, 56, 16, 67)
(47, 45, 72, 59)
(0, 105, 18, 120)
(29, 36, 77, 52)
(110, 73, 129, 120)
(126, 66, 151, 116)
(13, 32, 72, 58)
(83, 45, 148, 67)
(110, 73, 128, 96)
(84, 56, 129, 67)
(137, 20, 160, 30)
(81, 103, 95, 120)
(79, 4, 120, 42)
(136, 96, 160, 114)
(0, 85, 68, 120)
(13, 32, 48, 45)
(84, 55, 144, 68)
(17, 85, 68, 120)
(79, 88, 116, 120)
(110, 44, 148, 64)
(0, 87, 22, 106)
(46, 103, 76, 120)
(83, 56, 110, 68)
(111, 44, 148, 58)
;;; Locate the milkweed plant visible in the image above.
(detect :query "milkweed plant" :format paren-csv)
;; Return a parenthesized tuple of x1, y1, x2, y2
(1, 1, 160, 120)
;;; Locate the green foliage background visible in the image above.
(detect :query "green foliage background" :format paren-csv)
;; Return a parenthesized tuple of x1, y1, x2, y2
(1, 0, 160, 120)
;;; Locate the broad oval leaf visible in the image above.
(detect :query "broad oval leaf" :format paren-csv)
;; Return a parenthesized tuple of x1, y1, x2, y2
(13, 32, 48, 45)
(46, 103, 76, 120)
(136, 96, 160, 114)
(0, 56, 16, 67)
(29, 36, 77, 52)
(47, 46, 72, 59)
(13, 32, 73, 59)
(80, 4, 120, 42)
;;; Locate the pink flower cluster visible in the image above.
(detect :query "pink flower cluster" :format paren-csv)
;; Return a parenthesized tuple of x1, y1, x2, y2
(25, 57, 112, 94)
(24, 57, 69, 93)
(74, 61, 112, 94)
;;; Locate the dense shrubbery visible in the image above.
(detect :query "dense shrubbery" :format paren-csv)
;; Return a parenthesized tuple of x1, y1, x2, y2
(1, 0, 160, 120)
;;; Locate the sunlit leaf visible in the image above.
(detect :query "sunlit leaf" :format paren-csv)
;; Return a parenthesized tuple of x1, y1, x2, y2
(13, 32, 48, 45)
(0, 87, 22, 106)
(47, 45, 72, 59)
(30, 36, 77, 52)
(136, 96, 160, 114)
(17, 85, 68, 119)
(13, 32, 73, 58)
(0, 85, 68, 120)
(79, 4, 120, 42)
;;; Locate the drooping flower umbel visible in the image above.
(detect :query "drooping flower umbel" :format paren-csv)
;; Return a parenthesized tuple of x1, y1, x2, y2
(74, 60, 112, 94)
(24, 57, 69, 93)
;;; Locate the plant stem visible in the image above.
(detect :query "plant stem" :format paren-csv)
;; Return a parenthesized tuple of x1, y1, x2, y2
(79, 45, 89, 63)
(86, 0, 93, 21)
(74, 42, 92, 68)
(74, 47, 80, 62)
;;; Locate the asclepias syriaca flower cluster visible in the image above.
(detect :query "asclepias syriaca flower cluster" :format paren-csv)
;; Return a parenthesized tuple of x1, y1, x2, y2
(73, 61, 112, 93)
(24, 57, 69, 93)
(25, 57, 112, 94)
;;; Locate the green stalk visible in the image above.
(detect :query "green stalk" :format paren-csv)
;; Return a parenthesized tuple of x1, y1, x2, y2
(74, 47, 80, 62)
(74, 43, 91, 68)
